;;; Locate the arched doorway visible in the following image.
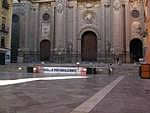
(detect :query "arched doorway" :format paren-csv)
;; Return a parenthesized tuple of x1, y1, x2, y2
(130, 39, 143, 62)
(81, 31, 97, 61)
(11, 14, 20, 63)
(40, 40, 51, 61)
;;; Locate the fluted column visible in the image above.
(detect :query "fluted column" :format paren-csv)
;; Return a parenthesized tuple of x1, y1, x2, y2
(112, 0, 122, 56)
(55, 0, 67, 50)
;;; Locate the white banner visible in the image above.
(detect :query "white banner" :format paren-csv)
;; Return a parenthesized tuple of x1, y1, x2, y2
(40, 67, 86, 75)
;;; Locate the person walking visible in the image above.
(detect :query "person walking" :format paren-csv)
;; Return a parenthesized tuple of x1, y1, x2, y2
(116, 56, 119, 64)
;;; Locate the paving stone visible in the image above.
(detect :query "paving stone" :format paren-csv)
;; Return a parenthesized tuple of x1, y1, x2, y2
(0, 67, 149, 113)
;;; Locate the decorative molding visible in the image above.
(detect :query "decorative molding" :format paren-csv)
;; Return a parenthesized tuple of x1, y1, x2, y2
(113, 0, 121, 11)
(56, 0, 64, 14)
(85, 3, 94, 8)
(79, 26, 101, 40)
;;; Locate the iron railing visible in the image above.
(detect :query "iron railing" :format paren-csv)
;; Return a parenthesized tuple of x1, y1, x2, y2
(21, 51, 128, 64)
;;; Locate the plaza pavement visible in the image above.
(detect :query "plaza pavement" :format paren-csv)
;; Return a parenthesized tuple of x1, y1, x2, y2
(0, 70, 149, 113)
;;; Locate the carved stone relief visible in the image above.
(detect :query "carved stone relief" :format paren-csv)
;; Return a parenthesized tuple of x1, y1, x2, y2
(41, 22, 50, 37)
(83, 11, 95, 24)
(131, 21, 142, 38)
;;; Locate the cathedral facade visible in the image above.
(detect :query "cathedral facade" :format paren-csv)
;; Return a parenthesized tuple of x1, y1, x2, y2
(12, 0, 145, 63)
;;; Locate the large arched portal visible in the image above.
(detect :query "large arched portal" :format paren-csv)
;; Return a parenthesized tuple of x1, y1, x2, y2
(40, 40, 51, 61)
(81, 31, 97, 61)
(11, 14, 20, 63)
(130, 39, 143, 62)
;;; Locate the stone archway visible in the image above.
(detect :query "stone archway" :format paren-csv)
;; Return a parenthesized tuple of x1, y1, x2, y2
(40, 40, 51, 61)
(11, 14, 20, 63)
(81, 31, 97, 61)
(130, 39, 143, 62)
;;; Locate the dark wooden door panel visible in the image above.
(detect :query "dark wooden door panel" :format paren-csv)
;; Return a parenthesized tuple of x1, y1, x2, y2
(81, 31, 97, 61)
(130, 39, 143, 62)
(40, 40, 50, 61)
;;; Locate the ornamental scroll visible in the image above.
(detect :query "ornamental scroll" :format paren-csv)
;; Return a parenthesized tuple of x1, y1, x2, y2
(56, 0, 64, 14)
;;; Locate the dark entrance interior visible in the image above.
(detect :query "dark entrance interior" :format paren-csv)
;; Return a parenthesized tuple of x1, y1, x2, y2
(11, 14, 20, 63)
(40, 40, 50, 61)
(81, 31, 97, 61)
(0, 53, 5, 65)
(130, 39, 143, 62)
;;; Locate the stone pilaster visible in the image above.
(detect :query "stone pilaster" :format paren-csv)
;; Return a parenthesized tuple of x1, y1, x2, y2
(30, 3, 39, 52)
(51, 2, 55, 50)
(55, 0, 67, 51)
(72, 1, 77, 53)
(112, 0, 122, 56)
(24, 1, 32, 52)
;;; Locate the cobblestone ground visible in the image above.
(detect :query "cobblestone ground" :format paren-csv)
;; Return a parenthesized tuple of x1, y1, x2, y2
(0, 72, 149, 113)
(90, 76, 150, 113)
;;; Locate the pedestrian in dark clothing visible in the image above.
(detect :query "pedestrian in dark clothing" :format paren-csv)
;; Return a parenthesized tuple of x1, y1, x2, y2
(116, 57, 119, 64)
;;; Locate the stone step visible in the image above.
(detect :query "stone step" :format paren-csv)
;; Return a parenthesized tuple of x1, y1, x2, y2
(95, 64, 140, 75)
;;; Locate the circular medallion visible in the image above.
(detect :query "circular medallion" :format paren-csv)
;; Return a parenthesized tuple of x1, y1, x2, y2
(42, 13, 50, 21)
(131, 10, 140, 18)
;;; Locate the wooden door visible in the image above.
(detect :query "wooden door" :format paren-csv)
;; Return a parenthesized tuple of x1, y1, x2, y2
(40, 40, 50, 61)
(130, 39, 143, 62)
(81, 31, 97, 61)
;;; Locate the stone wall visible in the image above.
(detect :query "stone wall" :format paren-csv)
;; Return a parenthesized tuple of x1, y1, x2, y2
(12, 0, 145, 63)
